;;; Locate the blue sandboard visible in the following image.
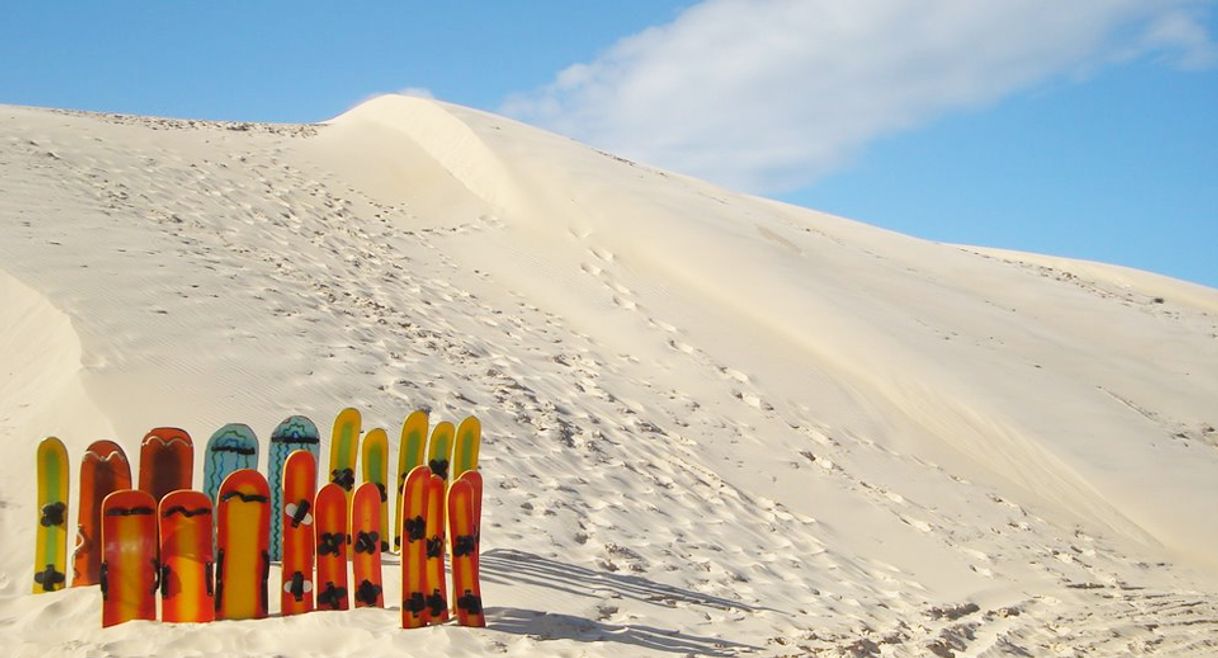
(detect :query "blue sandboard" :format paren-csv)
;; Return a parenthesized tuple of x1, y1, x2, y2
(268, 415, 320, 561)
(203, 423, 259, 504)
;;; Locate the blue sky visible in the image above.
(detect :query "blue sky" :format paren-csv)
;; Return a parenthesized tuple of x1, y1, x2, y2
(3, 1, 1214, 288)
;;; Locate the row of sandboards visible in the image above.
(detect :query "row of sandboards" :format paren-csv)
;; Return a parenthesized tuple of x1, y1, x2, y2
(33, 408, 484, 628)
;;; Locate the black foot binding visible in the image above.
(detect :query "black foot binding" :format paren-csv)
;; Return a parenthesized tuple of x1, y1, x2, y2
(428, 459, 449, 481)
(318, 532, 343, 556)
(453, 534, 477, 557)
(425, 536, 443, 559)
(284, 571, 309, 601)
(404, 592, 426, 617)
(426, 591, 447, 617)
(405, 516, 426, 542)
(288, 499, 312, 528)
(354, 531, 379, 554)
(34, 563, 66, 592)
(40, 501, 67, 527)
(330, 468, 355, 491)
(318, 582, 347, 609)
(355, 579, 382, 606)
(457, 589, 483, 614)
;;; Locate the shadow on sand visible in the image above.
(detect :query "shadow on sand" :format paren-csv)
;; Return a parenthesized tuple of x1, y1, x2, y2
(480, 548, 767, 655)
(488, 606, 756, 656)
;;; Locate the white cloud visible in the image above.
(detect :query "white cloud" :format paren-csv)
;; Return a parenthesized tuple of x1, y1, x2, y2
(502, 0, 1217, 193)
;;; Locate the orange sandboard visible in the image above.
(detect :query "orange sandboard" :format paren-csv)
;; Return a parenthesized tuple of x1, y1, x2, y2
(448, 473, 485, 626)
(400, 465, 432, 628)
(423, 472, 448, 623)
(351, 481, 384, 608)
(139, 428, 194, 502)
(281, 450, 317, 615)
(314, 482, 349, 611)
(215, 469, 270, 620)
(159, 489, 215, 622)
(73, 440, 132, 587)
(101, 489, 158, 627)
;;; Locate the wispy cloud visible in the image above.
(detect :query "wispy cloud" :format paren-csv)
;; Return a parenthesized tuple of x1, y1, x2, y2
(502, 0, 1216, 193)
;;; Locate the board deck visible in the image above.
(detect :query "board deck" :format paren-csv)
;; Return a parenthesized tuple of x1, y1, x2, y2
(101, 489, 157, 627)
(268, 415, 320, 562)
(314, 482, 349, 611)
(203, 424, 258, 504)
(360, 428, 390, 552)
(73, 440, 132, 586)
(452, 416, 481, 481)
(400, 465, 432, 628)
(448, 473, 485, 627)
(393, 410, 429, 553)
(426, 421, 455, 483)
(139, 428, 194, 502)
(159, 489, 215, 623)
(281, 450, 317, 616)
(34, 436, 69, 593)
(351, 482, 384, 608)
(327, 407, 361, 496)
(215, 469, 270, 620)
(423, 471, 449, 623)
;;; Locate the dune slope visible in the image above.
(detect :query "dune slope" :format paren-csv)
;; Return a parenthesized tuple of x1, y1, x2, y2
(1, 96, 1216, 656)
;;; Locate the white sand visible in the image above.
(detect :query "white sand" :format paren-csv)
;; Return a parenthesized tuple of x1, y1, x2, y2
(1, 95, 1216, 656)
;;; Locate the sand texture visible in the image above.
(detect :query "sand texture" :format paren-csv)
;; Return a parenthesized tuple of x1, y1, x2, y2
(2, 95, 1217, 656)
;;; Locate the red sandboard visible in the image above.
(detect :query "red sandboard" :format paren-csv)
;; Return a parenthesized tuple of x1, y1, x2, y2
(159, 489, 215, 622)
(139, 428, 194, 502)
(423, 472, 448, 623)
(400, 465, 432, 628)
(101, 489, 157, 627)
(74, 440, 132, 586)
(215, 469, 270, 620)
(351, 481, 384, 608)
(281, 450, 317, 615)
(448, 473, 485, 626)
(314, 482, 349, 611)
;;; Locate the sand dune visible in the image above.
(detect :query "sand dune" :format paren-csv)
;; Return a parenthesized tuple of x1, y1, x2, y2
(2, 96, 1216, 656)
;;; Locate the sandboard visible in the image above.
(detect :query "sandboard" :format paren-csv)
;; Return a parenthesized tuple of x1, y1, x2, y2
(426, 421, 455, 483)
(203, 424, 258, 504)
(351, 481, 384, 608)
(139, 427, 194, 502)
(159, 489, 215, 622)
(360, 427, 390, 552)
(400, 465, 432, 628)
(393, 410, 429, 552)
(100, 489, 157, 627)
(327, 407, 361, 496)
(423, 471, 448, 623)
(452, 415, 481, 481)
(73, 440, 132, 586)
(34, 436, 69, 593)
(215, 469, 270, 620)
(448, 472, 485, 627)
(314, 482, 349, 611)
(281, 450, 317, 615)
(268, 415, 320, 562)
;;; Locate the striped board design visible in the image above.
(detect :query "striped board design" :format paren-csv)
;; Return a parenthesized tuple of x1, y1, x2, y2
(267, 415, 320, 562)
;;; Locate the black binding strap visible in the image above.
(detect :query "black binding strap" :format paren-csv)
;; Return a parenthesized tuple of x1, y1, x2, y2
(318, 532, 343, 556)
(404, 516, 426, 542)
(40, 502, 66, 527)
(425, 536, 444, 559)
(220, 491, 269, 504)
(452, 534, 477, 557)
(354, 531, 379, 554)
(162, 506, 211, 518)
(428, 458, 449, 480)
(355, 579, 382, 606)
(106, 505, 154, 517)
(404, 592, 426, 615)
(289, 499, 311, 527)
(457, 590, 483, 614)
(33, 563, 65, 592)
(330, 468, 355, 491)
